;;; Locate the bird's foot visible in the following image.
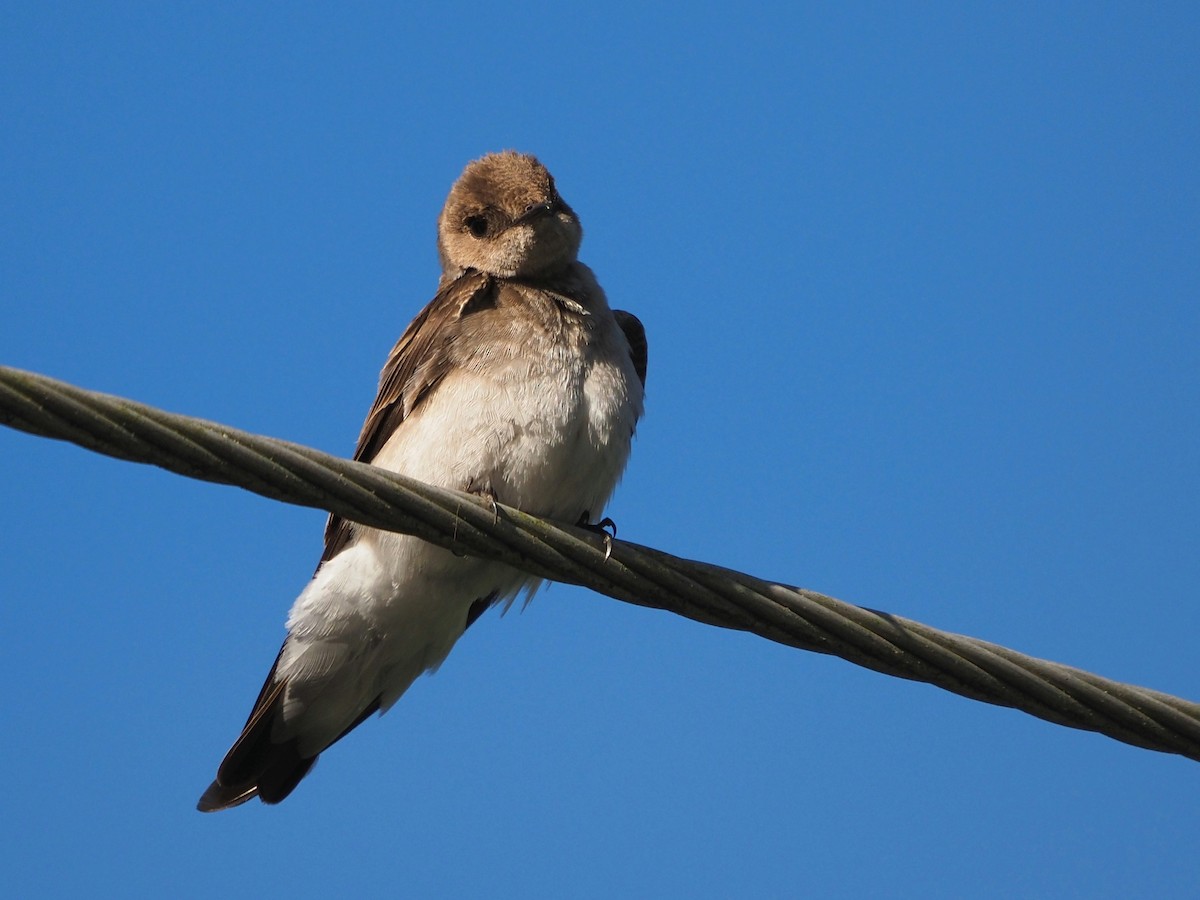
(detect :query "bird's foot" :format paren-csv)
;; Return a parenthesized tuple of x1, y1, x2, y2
(451, 481, 501, 556)
(466, 479, 501, 524)
(576, 511, 617, 561)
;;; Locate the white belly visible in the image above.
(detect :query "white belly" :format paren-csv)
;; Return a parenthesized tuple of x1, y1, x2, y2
(276, 316, 642, 752)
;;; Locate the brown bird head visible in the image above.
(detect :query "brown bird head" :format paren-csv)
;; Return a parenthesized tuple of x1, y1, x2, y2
(437, 151, 582, 279)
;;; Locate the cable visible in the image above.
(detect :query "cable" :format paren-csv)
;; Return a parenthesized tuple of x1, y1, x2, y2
(2, 364, 1198, 761)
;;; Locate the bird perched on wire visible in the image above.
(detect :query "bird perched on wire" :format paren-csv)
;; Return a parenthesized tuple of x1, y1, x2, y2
(198, 151, 647, 811)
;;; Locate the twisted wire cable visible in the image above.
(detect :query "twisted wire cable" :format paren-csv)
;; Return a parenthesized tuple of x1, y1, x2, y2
(2, 364, 1198, 762)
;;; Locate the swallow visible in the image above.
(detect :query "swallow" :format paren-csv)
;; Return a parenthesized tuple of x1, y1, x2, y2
(198, 151, 647, 811)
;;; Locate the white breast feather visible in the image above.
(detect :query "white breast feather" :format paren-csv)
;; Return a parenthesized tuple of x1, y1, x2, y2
(274, 305, 642, 752)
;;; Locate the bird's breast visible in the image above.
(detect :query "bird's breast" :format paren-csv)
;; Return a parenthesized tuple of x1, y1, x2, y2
(371, 307, 640, 523)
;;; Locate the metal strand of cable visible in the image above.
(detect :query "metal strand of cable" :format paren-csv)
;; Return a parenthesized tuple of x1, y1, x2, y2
(2, 364, 1197, 762)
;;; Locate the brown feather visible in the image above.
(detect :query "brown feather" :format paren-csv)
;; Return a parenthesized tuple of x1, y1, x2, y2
(319, 271, 495, 565)
(196, 675, 291, 811)
(197, 667, 383, 811)
(613, 309, 648, 387)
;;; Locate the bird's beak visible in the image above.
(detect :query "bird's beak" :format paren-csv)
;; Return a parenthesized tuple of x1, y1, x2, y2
(515, 199, 561, 225)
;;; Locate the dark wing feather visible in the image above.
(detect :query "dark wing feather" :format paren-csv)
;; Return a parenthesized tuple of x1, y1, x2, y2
(320, 271, 496, 564)
(613, 309, 648, 387)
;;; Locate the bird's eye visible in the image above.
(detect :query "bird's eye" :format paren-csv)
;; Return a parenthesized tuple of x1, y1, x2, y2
(464, 215, 489, 238)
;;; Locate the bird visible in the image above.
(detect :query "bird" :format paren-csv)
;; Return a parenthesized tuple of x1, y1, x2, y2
(197, 151, 647, 811)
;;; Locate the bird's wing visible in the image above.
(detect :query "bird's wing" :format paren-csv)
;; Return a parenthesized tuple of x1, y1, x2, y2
(613, 309, 648, 387)
(320, 271, 497, 564)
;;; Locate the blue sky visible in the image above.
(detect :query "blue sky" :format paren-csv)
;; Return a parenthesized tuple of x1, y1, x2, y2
(2, 3, 1198, 897)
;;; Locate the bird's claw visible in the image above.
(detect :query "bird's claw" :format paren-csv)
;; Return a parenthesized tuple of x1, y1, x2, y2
(467, 480, 501, 524)
(452, 482, 501, 556)
(577, 512, 617, 561)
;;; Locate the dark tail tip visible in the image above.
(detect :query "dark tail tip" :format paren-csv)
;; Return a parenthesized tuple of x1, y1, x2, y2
(197, 780, 259, 813)
(196, 751, 317, 813)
